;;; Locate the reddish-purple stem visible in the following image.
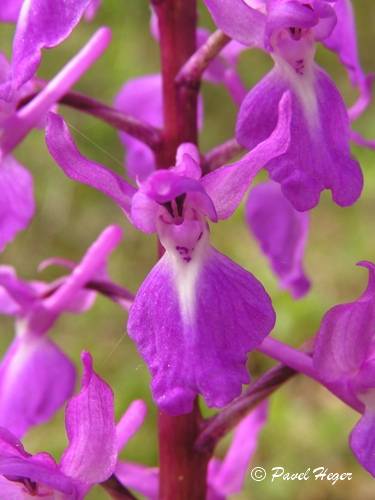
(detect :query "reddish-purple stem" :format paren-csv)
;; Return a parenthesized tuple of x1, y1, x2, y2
(153, 1, 211, 499)
(203, 137, 245, 172)
(176, 30, 230, 89)
(18, 88, 162, 150)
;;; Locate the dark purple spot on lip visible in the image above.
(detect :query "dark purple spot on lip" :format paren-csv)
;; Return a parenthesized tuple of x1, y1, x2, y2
(294, 59, 305, 75)
(289, 27, 302, 41)
(176, 245, 189, 254)
(197, 232, 203, 241)
(183, 257, 192, 263)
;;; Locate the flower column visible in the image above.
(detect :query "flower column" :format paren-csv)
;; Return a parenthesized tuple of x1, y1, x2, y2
(152, 1, 210, 499)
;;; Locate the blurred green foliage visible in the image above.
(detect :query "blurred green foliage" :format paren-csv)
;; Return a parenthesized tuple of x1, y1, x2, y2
(1, 1, 375, 498)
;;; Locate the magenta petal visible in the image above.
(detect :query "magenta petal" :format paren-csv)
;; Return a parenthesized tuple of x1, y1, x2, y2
(237, 65, 363, 211)
(11, 0, 91, 91)
(209, 402, 268, 496)
(265, 1, 320, 49)
(46, 112, 136, 214)
(141, 170, 217, 222)
(0, 155, 34, 252)
(0, 0, 23, 22)
(202, 91, 291, 220)
(0, 429, 77, 497)
(0, 265, 36, 312)
(60, 352, 117, 485)
(245, 181, 310, 298)
(128, 245, 275, 415)
(115, 462, 159, 499)
(313, 262, 375, 383)
(0, 338, 75, 438)
(0, 456, 77, 497)
(350, 410, 375, 477)
(203, 0, 266, 47)
(131, 169, 217, 232)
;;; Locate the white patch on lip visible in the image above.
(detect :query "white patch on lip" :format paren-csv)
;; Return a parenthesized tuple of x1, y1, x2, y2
(159, 219, 209, 327)
(170, 230, 209, 326)
(273, 53, 319, 132)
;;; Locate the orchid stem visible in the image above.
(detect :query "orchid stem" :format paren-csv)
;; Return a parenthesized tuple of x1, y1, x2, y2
(101, 474, 138, 500)
(19, 88, 162, 150)
(196, 363, 296, 453)
(154, 1, 210, 498)
(196, 335, 364, 454)
(176, 30, 230, 90)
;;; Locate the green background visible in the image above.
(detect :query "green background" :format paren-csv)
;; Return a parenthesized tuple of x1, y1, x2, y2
(1, 1, 375, 498)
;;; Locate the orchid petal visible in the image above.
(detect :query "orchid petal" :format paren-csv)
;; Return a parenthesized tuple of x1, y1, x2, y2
(60, 352, 117, 485)
(209, 402, 268, 495)
(236, 65, 362, 211)
(245, 181, 310, 298)
(10, 0, 92, 91)
(203, 0, 267, 47)
(0, 155, 34, 252)
(313, 262, 375, 383)
(202, 91, 291, 219)
(128, 238, 275, 414)
(0, 266, 37, 311)
(115, 462, 159, 499)
(350, 410, 375, 477)
(0, 338, 75, 438)
(46, 112, 136, 214)
(0, 0, 23, 23)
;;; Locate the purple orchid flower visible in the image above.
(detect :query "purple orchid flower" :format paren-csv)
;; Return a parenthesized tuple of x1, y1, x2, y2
(0, 1, 111, 252)
(246, 181, 310, 298)
(115, 402, 268, 499)
(0, 225, 122, 438)
(0, 351, 122, 498)
(313, 261, 375, 477)
(203, 0, 363, 211)
(45, 92, 291, 414)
